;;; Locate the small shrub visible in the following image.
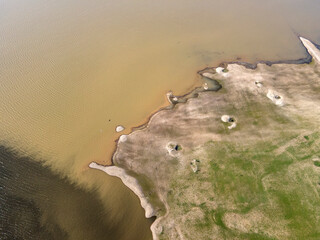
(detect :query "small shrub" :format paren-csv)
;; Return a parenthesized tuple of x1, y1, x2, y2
(313, 161, 320, 167)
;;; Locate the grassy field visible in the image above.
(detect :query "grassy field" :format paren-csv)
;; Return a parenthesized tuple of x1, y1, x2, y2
(167, 121, 320, 240)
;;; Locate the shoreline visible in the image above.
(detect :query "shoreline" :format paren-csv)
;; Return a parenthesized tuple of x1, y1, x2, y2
(106, 36, 319, 166)
(90, 36, 320, 240)
(89, 161, 168, 240)
(89, 162, 155, 219)
(109, 36, 319, 164)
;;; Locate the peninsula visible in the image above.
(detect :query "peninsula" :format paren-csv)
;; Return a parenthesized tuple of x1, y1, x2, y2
(90, 37, 320, 240)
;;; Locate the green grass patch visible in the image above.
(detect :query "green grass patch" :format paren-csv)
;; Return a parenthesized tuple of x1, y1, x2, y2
(313, 161, 320, 167)
(168, 131, 320, 239)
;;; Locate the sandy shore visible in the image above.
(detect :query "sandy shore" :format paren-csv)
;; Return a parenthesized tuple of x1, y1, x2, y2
(89, 162, 155, 219)
(300, 37, 320, 64)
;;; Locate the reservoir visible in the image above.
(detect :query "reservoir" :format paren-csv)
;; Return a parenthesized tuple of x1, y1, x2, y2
(1, 0, 320, 239)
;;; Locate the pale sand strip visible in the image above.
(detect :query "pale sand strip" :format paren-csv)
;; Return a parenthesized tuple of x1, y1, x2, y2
(300, 37, 320, 64)
(89, 162, 155, 219)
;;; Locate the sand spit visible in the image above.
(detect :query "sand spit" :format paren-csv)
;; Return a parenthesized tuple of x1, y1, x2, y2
(300, 37, 320, 64)
(91, 37, 320, 240)
(89, 162, 155, 218)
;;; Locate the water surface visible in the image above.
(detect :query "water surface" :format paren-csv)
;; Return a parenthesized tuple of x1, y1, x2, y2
(0, 146, 153, 240)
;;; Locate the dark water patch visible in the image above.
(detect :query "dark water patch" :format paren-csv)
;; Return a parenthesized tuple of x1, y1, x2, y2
(226, 53, 312, 70)
(0, 146, 152, 240)
(208, 37, 315, 70)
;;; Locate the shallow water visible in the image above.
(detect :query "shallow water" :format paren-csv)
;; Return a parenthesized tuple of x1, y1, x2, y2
(1, 0, 320, 239)
(0, 146, 153, 240)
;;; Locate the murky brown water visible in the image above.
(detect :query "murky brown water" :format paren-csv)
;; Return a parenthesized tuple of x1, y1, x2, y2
(0, 146, 153, 240)
(1, 0, 320, 239)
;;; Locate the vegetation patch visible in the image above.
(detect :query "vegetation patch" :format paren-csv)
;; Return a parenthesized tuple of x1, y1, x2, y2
(313, 161, 320, 167)
(167, 132, 320, 239)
